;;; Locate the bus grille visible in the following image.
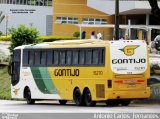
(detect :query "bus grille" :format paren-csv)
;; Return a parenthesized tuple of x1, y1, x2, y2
(96, 84, 105, 98)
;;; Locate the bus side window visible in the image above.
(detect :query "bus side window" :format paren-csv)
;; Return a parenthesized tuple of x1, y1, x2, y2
(59, 50, 66, 65)
(34, 51, 40, 66)
(66, 50, 72, 65)
(85, 49, 92, 65)
(12, 50, 21, 86)
(92, 49, 99, 65)
(23, 50, 29, 66)
(29, 51, 34, 66)
(79, 50, 85, 65)
(53, 50, 59, 65)
(47, 50, 53, 66)
(14, 50, 21, 62)
(72, 50, 79, 65)
(40, 51, 47, 65)
(99, 49, 105, 65)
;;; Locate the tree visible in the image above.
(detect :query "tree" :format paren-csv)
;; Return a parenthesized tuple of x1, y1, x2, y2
(148, 0, 160, 23)
(73, 31, 80, 38)
(9, 25, 39, 52)
(0, 11, 5, 24)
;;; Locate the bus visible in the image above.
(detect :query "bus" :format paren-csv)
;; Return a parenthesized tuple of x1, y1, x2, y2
(8, 40, 150, 106)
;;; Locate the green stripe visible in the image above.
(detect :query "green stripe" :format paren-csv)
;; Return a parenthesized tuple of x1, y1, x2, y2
(31, 67, 57, 94)
(31, 67, 49, 94)
(39, 68, 58, 94)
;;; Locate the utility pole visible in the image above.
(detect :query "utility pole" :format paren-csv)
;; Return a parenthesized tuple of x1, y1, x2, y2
(5, 15, 9, 38)
(115, 0, 119, 40)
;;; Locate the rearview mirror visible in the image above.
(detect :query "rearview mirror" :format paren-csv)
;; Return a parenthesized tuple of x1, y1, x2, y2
(8, 62, 13, 76)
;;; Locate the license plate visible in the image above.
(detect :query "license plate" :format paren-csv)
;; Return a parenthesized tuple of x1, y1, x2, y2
(128, 84, 136, 87)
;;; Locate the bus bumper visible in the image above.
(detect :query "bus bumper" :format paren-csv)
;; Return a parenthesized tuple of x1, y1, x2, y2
(106, 87, 150, 100)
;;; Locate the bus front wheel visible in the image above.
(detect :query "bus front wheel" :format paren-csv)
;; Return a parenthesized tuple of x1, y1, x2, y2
(24, 87, 35, 104)
(84, 88, 96, 106)
(73, 88, 84, 106)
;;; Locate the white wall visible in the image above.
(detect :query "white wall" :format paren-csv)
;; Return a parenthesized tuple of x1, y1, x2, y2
(0, 4, 52, 35)
(87, 0, 160, 15)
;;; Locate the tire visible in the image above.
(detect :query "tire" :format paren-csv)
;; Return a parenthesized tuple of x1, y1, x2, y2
(84, 89, 96, 106)
(106, 100, 119, 107)
(59, 100, 67, 105)
(121, 100, 130, 106)
(73, 88, 84, 106)
(25, 88, 35, 104)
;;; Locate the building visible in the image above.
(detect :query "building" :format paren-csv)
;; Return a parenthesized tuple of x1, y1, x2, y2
(53, 0, 160, 42)
(1, 0, 160, 42)
(0, 0, 52, 35)
(53, 0, 114, 40)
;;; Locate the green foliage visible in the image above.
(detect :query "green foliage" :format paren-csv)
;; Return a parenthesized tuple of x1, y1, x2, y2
(0, 35, 77, 42)
(73, 31, 80, 38)
(0, 56, 10, 62)
(9, 25, 39, 52)
(38, 36, 77, 42)
(0, 67, 11, 100)
(0, 50, 9, 63)
(0, 36, 11, 41)
(0, 31, 3, 36)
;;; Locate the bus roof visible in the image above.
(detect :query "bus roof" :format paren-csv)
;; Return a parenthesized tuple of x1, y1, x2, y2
(14, 40, 109, 50)
(14, 40, 144, 50)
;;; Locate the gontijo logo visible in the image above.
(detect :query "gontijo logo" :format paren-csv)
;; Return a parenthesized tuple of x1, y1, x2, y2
(119, 45, 139, 56)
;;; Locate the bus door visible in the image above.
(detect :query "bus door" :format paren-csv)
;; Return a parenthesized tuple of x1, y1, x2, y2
(9, 50, 21, 86)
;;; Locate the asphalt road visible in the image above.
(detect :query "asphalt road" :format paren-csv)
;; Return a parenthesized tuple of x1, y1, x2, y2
(0, 100, 160, 119)
(0, 100, 160, 113)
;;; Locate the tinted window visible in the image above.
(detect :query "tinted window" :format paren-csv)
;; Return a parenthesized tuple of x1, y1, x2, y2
(14, 50, 21, 62)
(12, 49, 21, 86)
(29, 51, 34, 65)
(93, 50, 99, 64)
(85, 50, 92, 65)
(22, 48, 105, 67)
(99, 49, 105, 64)
(79, 50, 85, 65)
(47, 50, 53, 66)
(59, 50, 66, 65)
(34, 51, 40, 65)
(66, 50, 72, 65)
(73, 50, 79, 65)
(40, 51, 46, 65)
(23, 50, 28, 65)
(53, 51, 59, 65)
